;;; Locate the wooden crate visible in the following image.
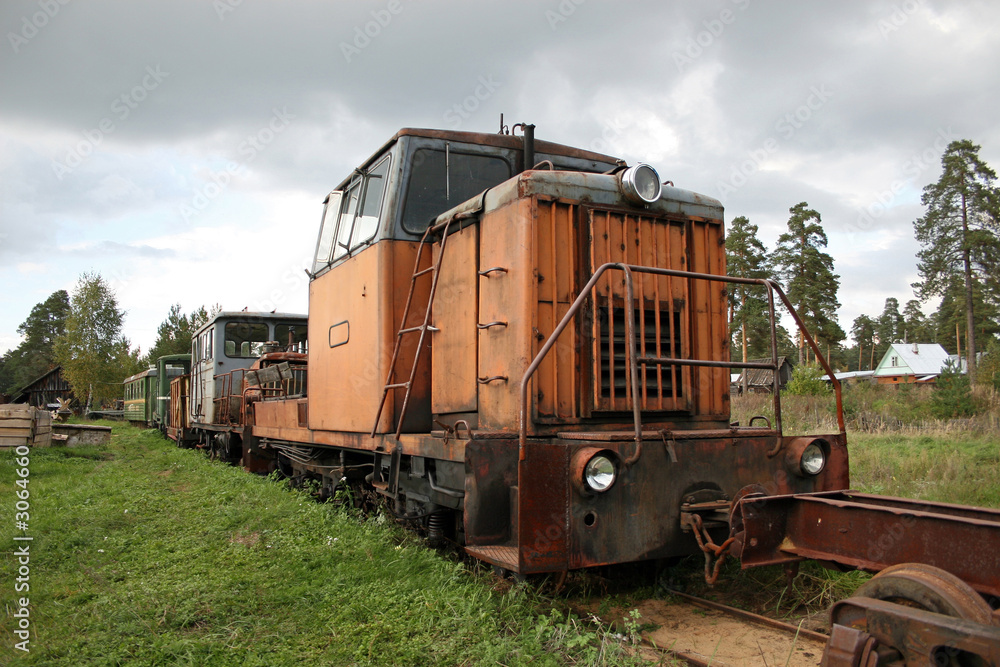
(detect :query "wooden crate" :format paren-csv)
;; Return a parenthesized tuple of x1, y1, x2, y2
(0, 405, 53, 447)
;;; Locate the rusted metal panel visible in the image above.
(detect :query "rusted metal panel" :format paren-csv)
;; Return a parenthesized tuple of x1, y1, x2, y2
(687, 219, 728, 418)
(464, 438, 518, 546)
(478, 198, 534, 432)
(431, 224, 479, 415)
(534, 199, 579, 421)
(308, 241, 430, 434)
(735, 491, 1000, 597)
(518, 441, 570, 573)
(503, 433, 848, 574)
(394, 128, 618, 165)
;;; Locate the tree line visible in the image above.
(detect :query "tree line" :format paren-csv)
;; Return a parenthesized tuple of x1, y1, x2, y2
(0, 272, 215, 411)
(726, 139, 999, 385)
(2, 140, 997, 407)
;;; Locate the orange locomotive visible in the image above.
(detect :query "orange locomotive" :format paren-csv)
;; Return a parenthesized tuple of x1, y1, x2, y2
(168, 126, 1000, 665)
(237, 126, 846, 574)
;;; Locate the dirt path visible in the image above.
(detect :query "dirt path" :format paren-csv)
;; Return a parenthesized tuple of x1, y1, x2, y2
(634, 598, 825, 667)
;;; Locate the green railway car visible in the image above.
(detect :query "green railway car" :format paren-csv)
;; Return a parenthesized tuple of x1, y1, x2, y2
(123, 367, 157, 425)
(154, 354, 191, 431)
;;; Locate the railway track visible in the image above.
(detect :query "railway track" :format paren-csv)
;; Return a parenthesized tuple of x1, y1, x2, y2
(582, 591, 830, 667)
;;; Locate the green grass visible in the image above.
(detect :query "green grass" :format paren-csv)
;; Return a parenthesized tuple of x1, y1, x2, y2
(0, 423, 643, 666)
(849, 432, 1000, 508)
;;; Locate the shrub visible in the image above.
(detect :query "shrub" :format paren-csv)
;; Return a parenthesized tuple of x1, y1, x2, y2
(783, 364, 830, 396)
(977, 340, 1000, 390)
(929, 361, 978, 419)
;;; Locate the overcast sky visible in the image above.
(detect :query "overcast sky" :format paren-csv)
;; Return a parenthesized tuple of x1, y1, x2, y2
(1, 0, 998, 356)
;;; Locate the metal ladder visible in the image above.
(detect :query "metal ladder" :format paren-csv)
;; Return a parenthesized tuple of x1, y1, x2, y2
(371, 217, 455, 439)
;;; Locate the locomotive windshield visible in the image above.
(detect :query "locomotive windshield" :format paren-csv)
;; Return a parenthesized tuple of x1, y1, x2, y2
(401, 148, 510, 233)
(312, 154, 391, 272)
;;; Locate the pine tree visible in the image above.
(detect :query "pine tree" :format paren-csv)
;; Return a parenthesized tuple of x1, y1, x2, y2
(913, 139, 1000, 384)
(902, 299, 932, 344)
(772, 202, 845, 364)
(0, 290, 70, 395)
(725, 215, 772, 389)
(850, 314, 876, 370)
(146, 303, 214, 362)
(874, 297, 904, 362)
(932, 275, 1000, 356)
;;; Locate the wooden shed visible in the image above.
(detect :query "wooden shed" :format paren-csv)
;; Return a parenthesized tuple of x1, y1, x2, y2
(734, 356, 793, 394)
(12, 365, 73, 409)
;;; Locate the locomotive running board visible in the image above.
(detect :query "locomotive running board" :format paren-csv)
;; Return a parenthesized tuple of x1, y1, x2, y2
(732, 491, 1000, 598)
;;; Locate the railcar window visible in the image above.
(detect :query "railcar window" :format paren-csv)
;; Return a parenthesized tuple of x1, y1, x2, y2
(351, 155, 390, 248)
(333, 176, 362, 261)
(313, 191, 344, 273)
(274, 323, 308, 353)
(225, 322, 270, 358)
(401, 149, 510, 234)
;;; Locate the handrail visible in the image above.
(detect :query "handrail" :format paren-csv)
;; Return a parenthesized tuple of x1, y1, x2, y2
(517, 263, 845, 462)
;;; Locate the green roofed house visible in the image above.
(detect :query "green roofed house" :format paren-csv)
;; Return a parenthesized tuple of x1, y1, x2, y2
(873, 343, 954, 385)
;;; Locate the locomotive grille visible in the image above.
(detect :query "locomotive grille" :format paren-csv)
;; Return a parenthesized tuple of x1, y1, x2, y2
(597, 305, 683, 401)
(588, 207, 691, 413)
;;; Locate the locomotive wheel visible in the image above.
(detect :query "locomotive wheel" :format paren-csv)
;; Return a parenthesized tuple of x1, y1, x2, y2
(853, 562, 992, 624)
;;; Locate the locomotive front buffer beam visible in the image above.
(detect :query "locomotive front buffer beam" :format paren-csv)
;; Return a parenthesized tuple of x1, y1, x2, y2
(731, 491, 1000, 665)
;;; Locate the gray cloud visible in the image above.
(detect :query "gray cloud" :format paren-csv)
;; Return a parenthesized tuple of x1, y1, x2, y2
(0, 0, 998, 351)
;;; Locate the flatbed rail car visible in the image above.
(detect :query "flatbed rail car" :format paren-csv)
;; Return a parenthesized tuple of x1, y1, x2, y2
(153, 353, 189, 433)
(170, 126, 999, 664)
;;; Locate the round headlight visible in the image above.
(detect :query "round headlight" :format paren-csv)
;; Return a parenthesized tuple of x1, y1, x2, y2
(621, 164, 662, 205)
(800, 442, 826, 475)
(584, 455, 616, 492)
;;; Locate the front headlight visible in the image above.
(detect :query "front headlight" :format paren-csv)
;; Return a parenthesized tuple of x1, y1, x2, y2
(800, 442, 826, 475)
(620, 163, 662, 205)
(584, 454, 616, 492)
(783, 437, 829, 478)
